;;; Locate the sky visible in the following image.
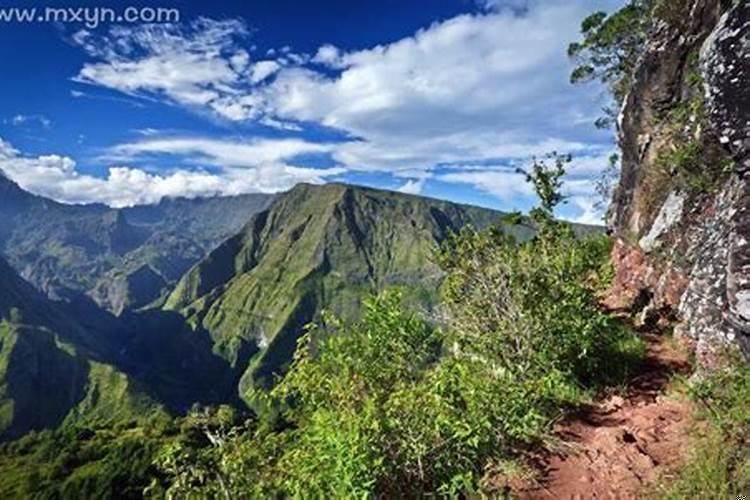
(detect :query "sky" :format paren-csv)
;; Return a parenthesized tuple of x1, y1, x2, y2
(0, 0, 624, 224)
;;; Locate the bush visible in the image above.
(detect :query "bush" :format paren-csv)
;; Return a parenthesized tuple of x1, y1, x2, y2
(149, 154, 645, 497)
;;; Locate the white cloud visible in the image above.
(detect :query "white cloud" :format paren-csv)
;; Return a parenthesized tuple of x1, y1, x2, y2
(67, 1, 621, 213)
(0, 139, 19, 158)
(569, 196, 604, 225)
(106, 136, 334, 167)
(438, 168, 533, 202)
(72, 18, 259, 121)
(250, 60, 281, 83)
(436, 151, 609, 223)
(397, 178, 426, 195)
(478, 0, 529, 12)
(246, 2, 614, 174)
(257, 116, 303, 131)
(313, 44, 344, 67)
(72, 3, 612, 171)
(0, 137, 343, 207)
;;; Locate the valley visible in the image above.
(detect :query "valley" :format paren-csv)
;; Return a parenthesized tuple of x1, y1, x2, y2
(0, 174, 545, 438)
(0, 0, 747, 497)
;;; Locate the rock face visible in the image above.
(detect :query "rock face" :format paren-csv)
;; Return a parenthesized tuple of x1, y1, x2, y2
(609, 0, 749, 363)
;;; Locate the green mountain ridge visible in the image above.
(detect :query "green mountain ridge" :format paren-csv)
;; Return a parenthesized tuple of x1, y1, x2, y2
(0, 176, 599, 438)
(165, 183, 538, 399)
(0, 173, 274, 314)
(0, 257, 166, 440)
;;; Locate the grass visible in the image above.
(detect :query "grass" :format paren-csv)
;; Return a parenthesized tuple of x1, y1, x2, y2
(654, 356, 750, 498)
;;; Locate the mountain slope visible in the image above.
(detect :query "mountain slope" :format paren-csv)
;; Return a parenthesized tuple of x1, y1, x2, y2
(166, 183, 535, 398)
(0, 173, 273, 314)
(0, 257, 165, 440)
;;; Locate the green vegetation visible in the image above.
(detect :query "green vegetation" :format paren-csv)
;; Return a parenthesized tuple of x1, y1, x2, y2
(567, 1, 653, 127)
(657, 355, 750, 498)
(0, 172, 272, 314)
(0, 417, 173, 499)
(0, 172, 619, 498)
(165, 183, 541, 399)
(0, 255, 168, 441)
(147, 156, 643, 497)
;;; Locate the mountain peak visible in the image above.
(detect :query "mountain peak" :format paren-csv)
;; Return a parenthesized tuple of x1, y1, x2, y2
(164, 184, 529, 395)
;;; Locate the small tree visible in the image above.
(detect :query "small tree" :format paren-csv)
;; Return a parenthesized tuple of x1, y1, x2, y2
(516, 152, 569, 220)
(568, 1, 653, 128)
(515, 152, 573, 243)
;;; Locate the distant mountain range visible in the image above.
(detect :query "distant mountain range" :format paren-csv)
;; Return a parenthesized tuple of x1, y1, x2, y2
(0, 171, 597, 438)
(0, 173, 273, 314)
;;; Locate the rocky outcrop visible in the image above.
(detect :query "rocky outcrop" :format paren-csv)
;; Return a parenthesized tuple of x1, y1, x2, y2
(609, 0, 749, 363)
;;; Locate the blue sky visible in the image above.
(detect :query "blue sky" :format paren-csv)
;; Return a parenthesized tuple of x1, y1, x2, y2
(0, 0, 622, 223)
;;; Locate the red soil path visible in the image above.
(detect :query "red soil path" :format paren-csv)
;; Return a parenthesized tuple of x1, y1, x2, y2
(517, 333, 693, 499)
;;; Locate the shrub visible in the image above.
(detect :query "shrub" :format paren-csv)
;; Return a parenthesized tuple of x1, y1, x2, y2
(150, 154, 645, 497)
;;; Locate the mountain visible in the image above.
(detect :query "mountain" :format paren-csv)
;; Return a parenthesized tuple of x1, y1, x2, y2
(165, 183, 537, 399)
(0, 173, 274, 314)
(0, 256, 166, 440)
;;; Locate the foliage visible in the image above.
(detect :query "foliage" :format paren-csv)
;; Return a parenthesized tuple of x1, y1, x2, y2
(1, 158, 639, 498)
(657, 356, 750, 498)
(150, 155, 642, 497)
(517, 152, 570, 218)
(568, 1, 653, 126)
(0, 416, 176, 499)
(165, 183, 535, 397)
(437, 211, 641, 389)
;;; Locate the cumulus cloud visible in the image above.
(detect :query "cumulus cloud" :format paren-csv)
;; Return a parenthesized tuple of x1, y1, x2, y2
(250, 60, 281, 83)
(66, 1, 621, 213)
(0, 137, 343, 207)
(72, 3, 612, 169)
(264, 4, 614, 173)
(312, 44, 344, 68)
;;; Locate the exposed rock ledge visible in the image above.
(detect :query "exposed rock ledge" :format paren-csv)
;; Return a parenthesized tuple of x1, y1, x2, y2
(608, 0, 749, 365)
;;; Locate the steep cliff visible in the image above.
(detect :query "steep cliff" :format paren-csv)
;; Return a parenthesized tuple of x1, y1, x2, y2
(608, 0, 749, 365)
(0, 257, 166, 440)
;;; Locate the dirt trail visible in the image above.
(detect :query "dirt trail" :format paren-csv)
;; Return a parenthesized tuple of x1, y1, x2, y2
(517, 333, 693, 499)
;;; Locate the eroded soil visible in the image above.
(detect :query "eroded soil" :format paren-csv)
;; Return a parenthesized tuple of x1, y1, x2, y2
(517, 333, 693, 499)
